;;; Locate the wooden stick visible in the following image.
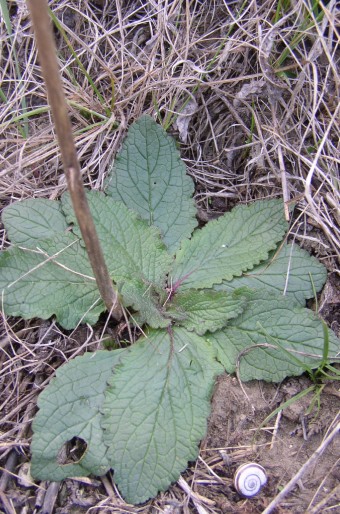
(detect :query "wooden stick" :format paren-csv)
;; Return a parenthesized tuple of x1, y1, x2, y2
(26, 0, 122, 321)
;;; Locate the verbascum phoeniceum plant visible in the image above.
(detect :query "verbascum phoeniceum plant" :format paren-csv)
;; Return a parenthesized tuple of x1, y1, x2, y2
(1, 115, 339, 504)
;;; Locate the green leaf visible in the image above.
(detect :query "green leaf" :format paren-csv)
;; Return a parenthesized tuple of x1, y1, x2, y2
(168, 288, 249, 335)
(216, 243, 327, 304)
(0, 192, 172, 329)
(61, 190, 172, 286)
(102, 327, 222, 504)
(105, 115, 197, 253)
(62, 191, 173, 326)
(31, 350, 124, 481)
(171, 199, 288, 290)
(119, 279, 169, 328)
(0, 233, 104, 329)
(209, 290, 340, 382)
(2, 199, 68, 247)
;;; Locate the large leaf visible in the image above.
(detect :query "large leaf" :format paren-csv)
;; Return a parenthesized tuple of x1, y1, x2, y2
(102, 327, 222, 504)
(0, 192, 173, 328)
(105, 115, 197, 253)
(171, 199, 288, 290)
(31, 350, 124, 480)
(216, 243, 327, 305)
(168, 288, 249, 335)
(61, 191, 172, 286)
(209, 290, 340, 382)
(0, 233, 104, 329)
(2, 198, 68, 247)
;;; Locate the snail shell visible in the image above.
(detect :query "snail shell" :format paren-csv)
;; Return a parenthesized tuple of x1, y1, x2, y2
(234, 463, 267, 497)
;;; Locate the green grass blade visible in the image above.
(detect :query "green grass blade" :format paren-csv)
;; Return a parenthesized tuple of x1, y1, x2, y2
(0, 101, 112, 132)
(253, 385, 316, 442)
(0, 0, 29, 137)
(274, 8, 325, 68)
(48, 8, 111, 117)
(0, 88, 8, 103)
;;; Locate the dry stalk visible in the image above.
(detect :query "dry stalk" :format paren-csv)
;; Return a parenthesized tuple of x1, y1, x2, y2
(26, 0, 122, 320)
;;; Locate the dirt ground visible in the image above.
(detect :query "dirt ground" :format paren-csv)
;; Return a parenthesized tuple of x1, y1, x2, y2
(203, 374, 340, 513)
(1, 0, 340, 513)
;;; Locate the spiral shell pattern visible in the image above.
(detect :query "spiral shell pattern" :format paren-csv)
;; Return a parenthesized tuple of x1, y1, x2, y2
(234, 463, 267, 497)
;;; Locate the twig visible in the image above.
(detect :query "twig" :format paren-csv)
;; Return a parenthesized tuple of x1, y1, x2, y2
(26, 0, 122, 321)
(40, 482, 60, 514)
(277, 144, 290, 222)
(0, 491, 16, 514)
(270, 410, 282, 450)
(0, 451, 18, 492)
(262, 421, 340, 514)
(100, 475, 116, 498)
(177, 475, 215, 513)
(307, 482, 340, 514)
(308, 484, 340, 514)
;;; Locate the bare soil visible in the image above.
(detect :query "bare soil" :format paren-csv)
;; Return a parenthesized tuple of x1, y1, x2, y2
(202, 374, 340, 513)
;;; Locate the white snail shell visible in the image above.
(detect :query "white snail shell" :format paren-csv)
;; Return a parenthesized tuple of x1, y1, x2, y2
(234, 463, 267, 497)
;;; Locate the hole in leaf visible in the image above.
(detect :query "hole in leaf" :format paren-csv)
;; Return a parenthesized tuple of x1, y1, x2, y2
(57, 437, 88, 465)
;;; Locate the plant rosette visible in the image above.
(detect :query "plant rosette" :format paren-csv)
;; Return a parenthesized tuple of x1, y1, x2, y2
(0, 116, 338, 504)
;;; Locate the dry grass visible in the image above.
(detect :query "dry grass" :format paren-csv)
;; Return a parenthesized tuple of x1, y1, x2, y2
(0, 0, 339, 512)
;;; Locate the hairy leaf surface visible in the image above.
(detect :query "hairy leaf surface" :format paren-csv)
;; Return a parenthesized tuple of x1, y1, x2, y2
(171, 200, 288, 290)
(216, 243, 327, 304)
(102, 327, 222, 504)
(0, 191, 172, 328)
(2, 198, 68, 247)
(105, 115, 197, 253)
(119, 279, 169, 328)
(209, 290, 340, 381)
(61, 191, 172, 286)
(169, 288, 249, 335)
(0, 233, 104, 329)
(31, 350, 124, 480)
